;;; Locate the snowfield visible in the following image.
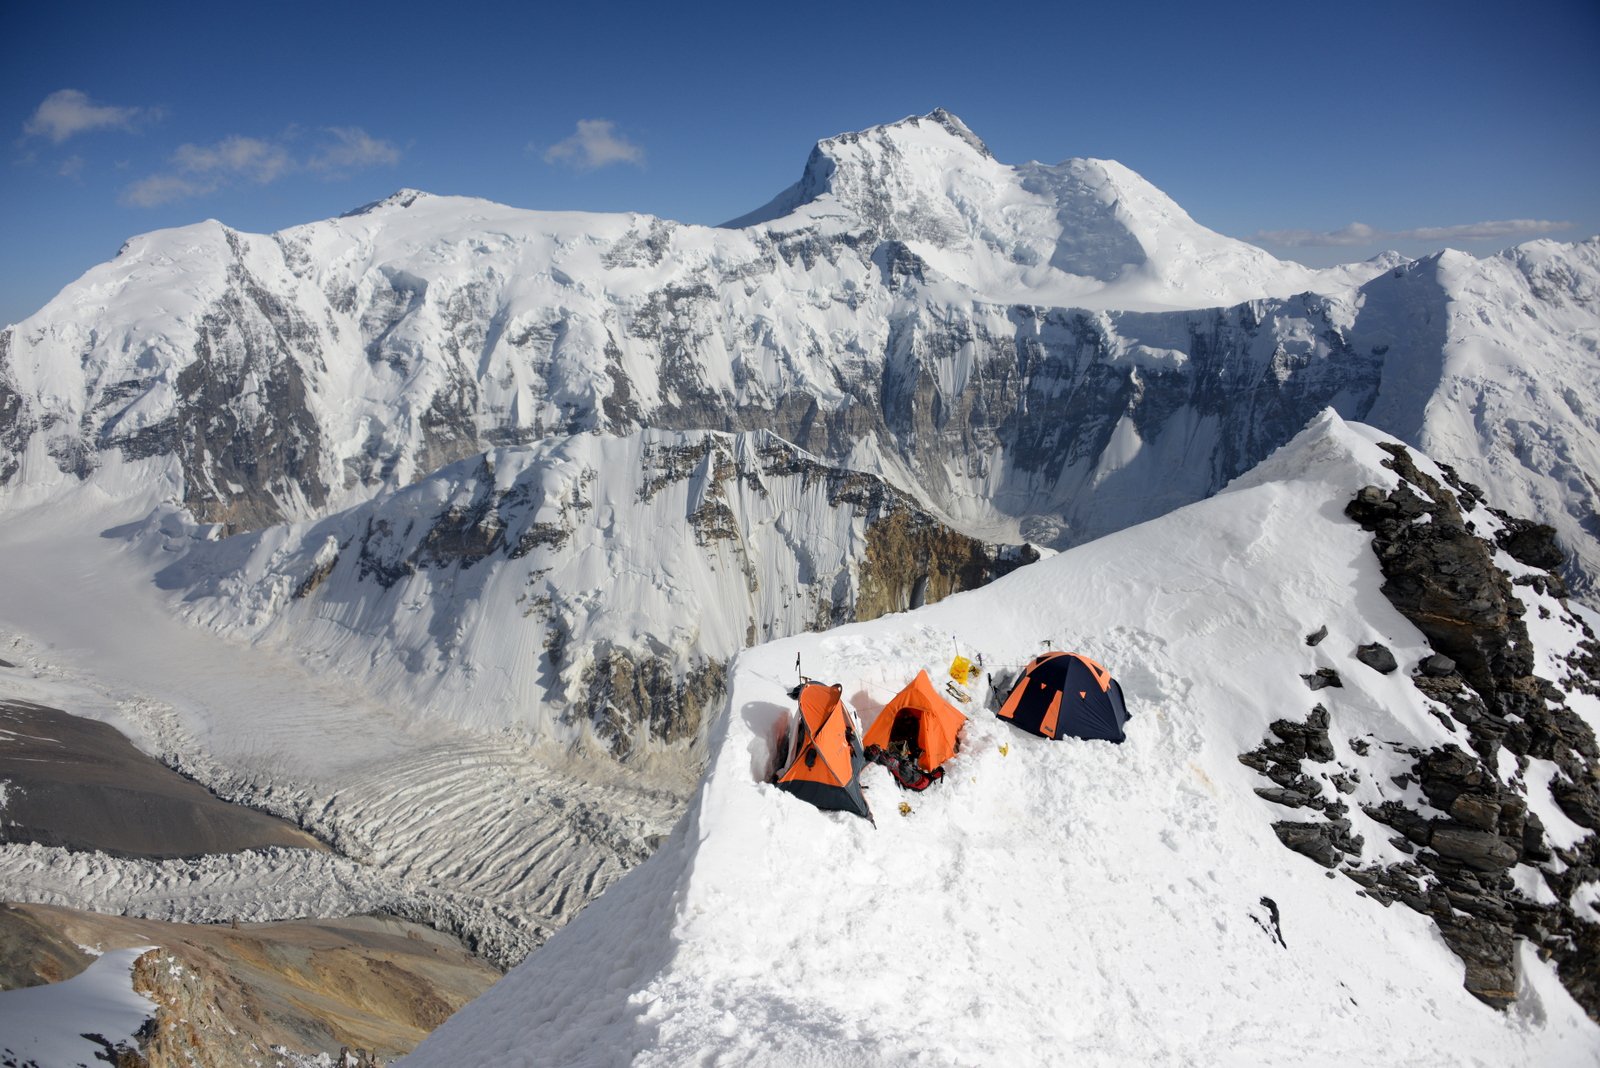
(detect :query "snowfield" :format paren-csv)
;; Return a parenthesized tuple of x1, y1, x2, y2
(406, 413, 1599, 1066)
(0, 947, 156, 1066)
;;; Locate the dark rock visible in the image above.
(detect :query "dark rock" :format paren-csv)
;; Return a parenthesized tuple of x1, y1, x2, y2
(1364, 800, 1433, 846)
(1305, 625, 1329, 647)
(1435, 915, 1517, 1010)
(1448, 793, 1502, 833)
(1551, 776, 1600, 831)
(1416, 745, 1485, 810)
(1418, 653, 1457, 677)
(1494, 795, 1527, 843)
(1521, 812, 1551, 864)
(1494, 515, 1566, 572)
(1302, 668, 1343, 691)
(1344, 445, 1536, 704)
(1273, 821, 1342, 868)
(1355, 642, 1399, 674)
(1268, 706, 1337, 763)
(1430, 826, 1520, 873)
(1255, 787, 1318, 809)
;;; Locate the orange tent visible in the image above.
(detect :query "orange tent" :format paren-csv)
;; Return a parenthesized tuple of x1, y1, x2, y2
(863, 669, 966, 773)
(775, 681, 870, 819)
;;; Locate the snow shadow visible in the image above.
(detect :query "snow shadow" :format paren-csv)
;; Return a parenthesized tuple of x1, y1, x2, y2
(740, 700, 788, 781)
(849, 688, 886, 729)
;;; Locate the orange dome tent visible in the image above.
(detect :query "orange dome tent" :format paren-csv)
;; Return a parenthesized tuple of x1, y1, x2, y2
(863, 669, 967, 785)
(775, 681, 871, 819)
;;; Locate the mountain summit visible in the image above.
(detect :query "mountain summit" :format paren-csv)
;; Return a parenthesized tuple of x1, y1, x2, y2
(724, 108, 1388, 308)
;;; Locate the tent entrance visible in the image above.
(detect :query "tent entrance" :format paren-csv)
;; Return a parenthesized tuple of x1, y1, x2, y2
(887, 711, 922, 761)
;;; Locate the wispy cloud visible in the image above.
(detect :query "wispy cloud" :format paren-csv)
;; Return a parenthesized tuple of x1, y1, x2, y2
(541, 119, 644, 171)
(1255, 218, 1573, 248)
(173, 135, 293, 184)
(308, 126, 402, 175)
(24, 89, 159, 143)
(122, 127, 400, 206)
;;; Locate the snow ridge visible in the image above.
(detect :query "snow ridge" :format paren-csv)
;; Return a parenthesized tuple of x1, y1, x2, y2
(407, 414, 1600, 1066)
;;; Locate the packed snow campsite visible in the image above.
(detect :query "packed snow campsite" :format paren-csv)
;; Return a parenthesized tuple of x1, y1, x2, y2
(0, 108, 1596, 1066)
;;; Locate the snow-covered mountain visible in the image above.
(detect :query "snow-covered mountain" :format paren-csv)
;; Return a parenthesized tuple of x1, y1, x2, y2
(2, 111, 1595, 615)
(157, 428, 1032, 742)
(2, 110, 1598, 1061)
(725, 108, 1394, 308)
(405, 413, 1600, 1066)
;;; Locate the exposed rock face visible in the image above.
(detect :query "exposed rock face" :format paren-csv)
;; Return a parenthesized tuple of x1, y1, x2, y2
(168, 430, 1031, 755)
(0, 330, 30, 486)
(107, 257, 331, 533)
(1245, 442, 1599, 1016)
(1345, 448, 1534, 706)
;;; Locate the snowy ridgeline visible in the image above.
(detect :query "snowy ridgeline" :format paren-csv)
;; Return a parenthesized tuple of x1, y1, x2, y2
(405, 414, 1600, 1068)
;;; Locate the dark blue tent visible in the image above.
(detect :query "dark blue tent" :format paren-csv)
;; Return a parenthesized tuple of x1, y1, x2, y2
(995, 651, 1130, 743)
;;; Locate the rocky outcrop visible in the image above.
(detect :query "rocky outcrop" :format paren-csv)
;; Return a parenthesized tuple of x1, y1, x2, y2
(106, 258, 330, 532)
(0, 329, 30, 486)
(1242, 442, 1600, 1016)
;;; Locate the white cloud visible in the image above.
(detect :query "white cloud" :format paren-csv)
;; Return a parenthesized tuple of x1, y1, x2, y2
(121, 126, 400, 207)
(24, 89, 156, 143)
(307, 127, 401, 175)
(172, 135, 293, 184)
(1256, 218, 1572, 248)
(121, 173, 213, 208)
(542, 119, 645, 171)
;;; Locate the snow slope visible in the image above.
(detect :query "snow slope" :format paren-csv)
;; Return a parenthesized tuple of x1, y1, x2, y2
(1363, 240, 1600, 600)
(0, 947, 156, 1066)
(405, 413, 1600, 1067)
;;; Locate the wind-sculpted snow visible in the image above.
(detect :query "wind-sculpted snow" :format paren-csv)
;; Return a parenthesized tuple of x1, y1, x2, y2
(407, 413, 1599, 1067)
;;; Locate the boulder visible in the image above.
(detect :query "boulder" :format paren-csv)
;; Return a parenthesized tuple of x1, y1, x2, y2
(1302, 668, 1343, 692)
(1355, 642, 1398, 674)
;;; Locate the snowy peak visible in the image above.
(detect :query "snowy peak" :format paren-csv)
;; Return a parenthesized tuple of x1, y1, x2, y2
(726, 110, 1391, 307)
(341, 188, 435, 217)
(722, 108, 1001, 233)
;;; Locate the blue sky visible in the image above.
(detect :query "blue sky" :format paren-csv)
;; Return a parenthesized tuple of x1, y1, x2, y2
(3, 0, 1597, 327)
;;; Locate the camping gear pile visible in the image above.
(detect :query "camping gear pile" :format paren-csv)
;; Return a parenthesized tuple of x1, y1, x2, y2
(772, 647, 1132, 821)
